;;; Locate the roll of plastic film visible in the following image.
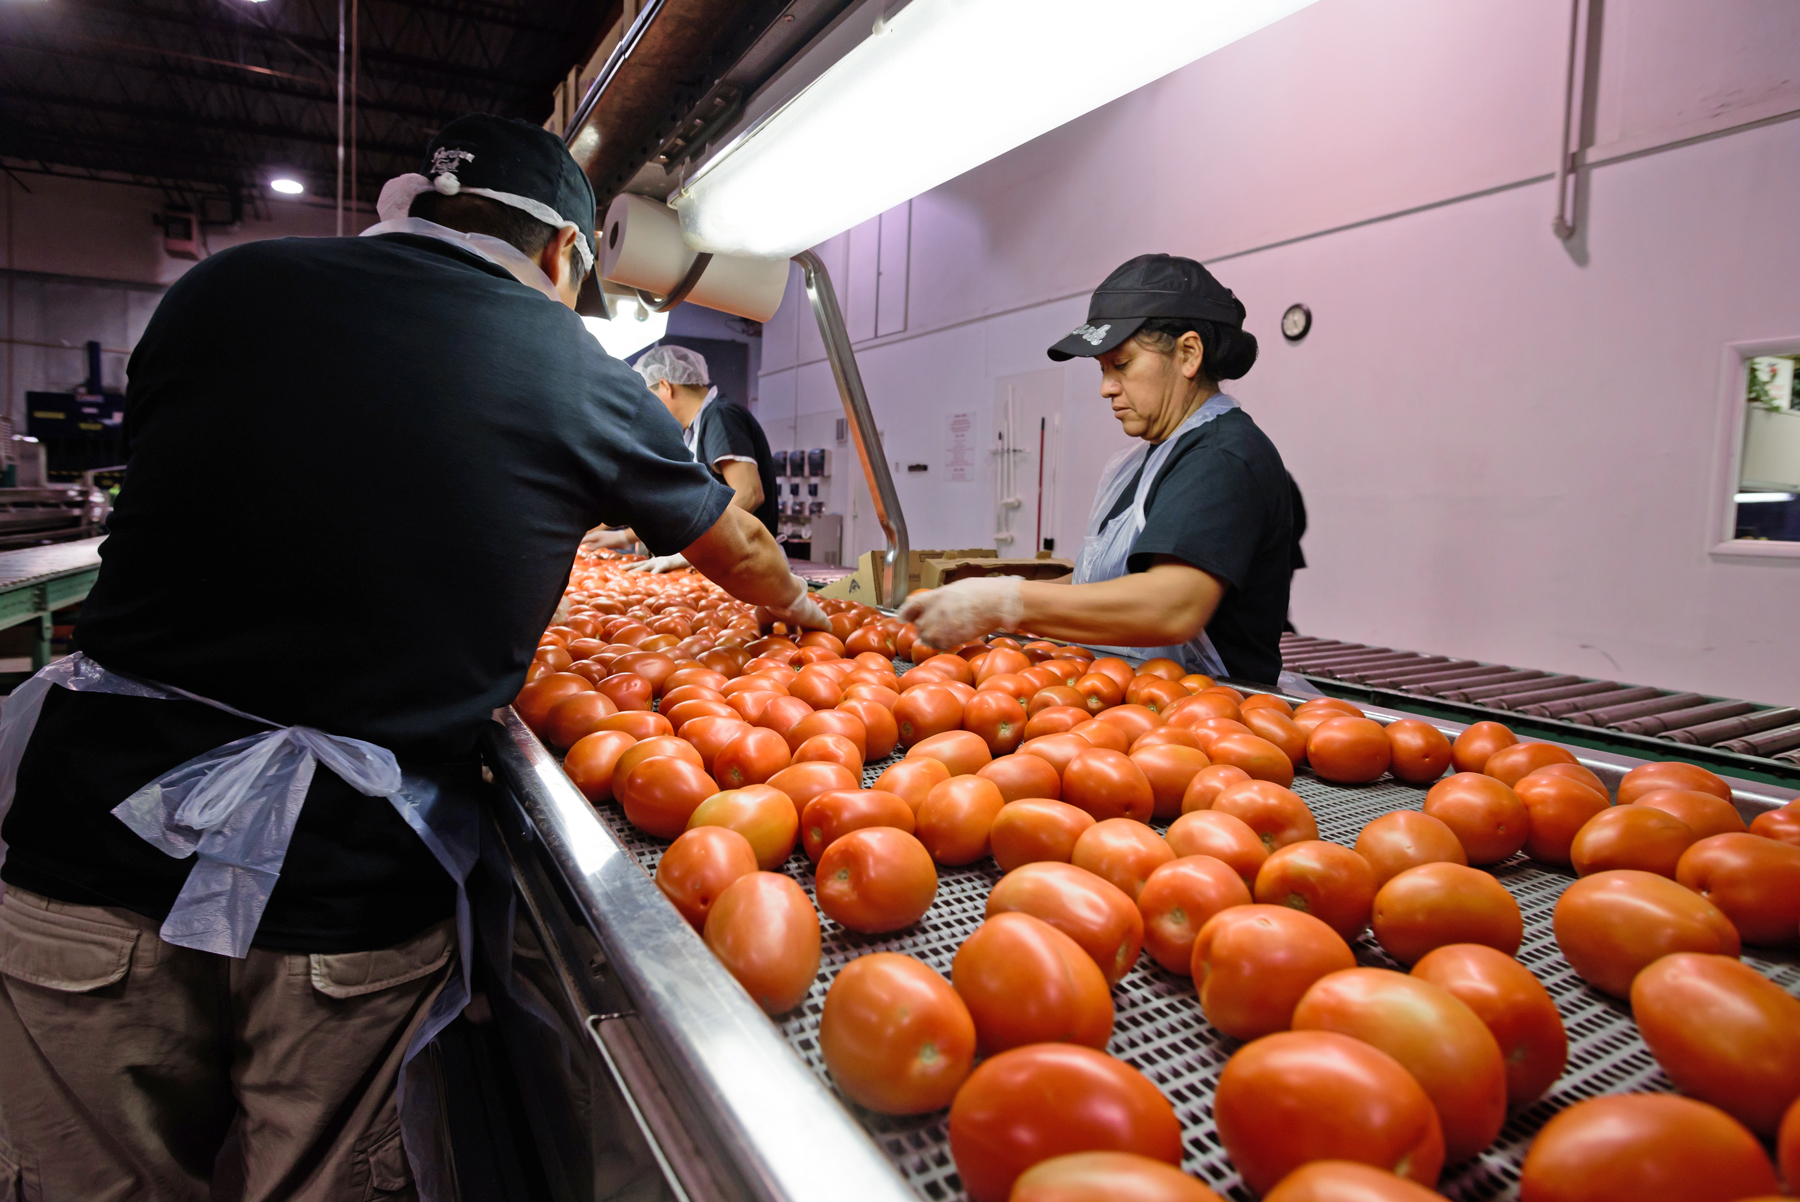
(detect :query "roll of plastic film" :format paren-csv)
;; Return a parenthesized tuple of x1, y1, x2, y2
(601, 194, 789, 322)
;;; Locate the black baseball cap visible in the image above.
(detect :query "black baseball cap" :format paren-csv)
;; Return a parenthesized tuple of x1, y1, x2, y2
(1046, 253, 1246, 361)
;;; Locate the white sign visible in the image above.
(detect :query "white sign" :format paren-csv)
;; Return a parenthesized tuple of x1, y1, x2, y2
(945, 411, 976, 482)
(1750, 356, 1796, 411)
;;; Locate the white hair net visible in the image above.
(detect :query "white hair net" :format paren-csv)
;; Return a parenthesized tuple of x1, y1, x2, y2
(633, 344, 711, 388)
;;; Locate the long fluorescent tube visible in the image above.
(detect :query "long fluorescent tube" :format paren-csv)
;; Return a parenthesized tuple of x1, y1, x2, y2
(1735, 492, 1798, 503)
(583, 300, 669, 362)
(672, 0, 1321, 258)
(270, 178, 305, 195)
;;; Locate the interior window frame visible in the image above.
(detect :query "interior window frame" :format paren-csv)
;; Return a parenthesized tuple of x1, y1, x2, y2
(1709, 336, 1800, 561)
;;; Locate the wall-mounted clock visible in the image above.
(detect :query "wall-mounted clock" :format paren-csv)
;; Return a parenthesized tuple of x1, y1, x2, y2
(1282, 303, 1312, 342)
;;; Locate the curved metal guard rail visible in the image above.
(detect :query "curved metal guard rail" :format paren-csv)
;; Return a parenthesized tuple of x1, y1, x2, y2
(481, 708, 917, 1202)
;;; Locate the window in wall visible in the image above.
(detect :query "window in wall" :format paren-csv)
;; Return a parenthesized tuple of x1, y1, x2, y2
(1736, 354, 1800, 542)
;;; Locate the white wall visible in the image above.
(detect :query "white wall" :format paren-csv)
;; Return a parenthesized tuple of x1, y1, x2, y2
(755, 0, 1800, 706)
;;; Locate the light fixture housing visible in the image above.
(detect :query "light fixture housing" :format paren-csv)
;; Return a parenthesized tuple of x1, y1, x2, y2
(583, 299, 669, 362)
(270, 178, 305, 195)
(1735, 492, 1798, 503)
(673, 0, 1320, 258)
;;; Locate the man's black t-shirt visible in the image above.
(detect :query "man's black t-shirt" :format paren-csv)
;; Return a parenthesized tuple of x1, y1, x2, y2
(693, 399, 779, 533)
(1102, 406, 1293, 684)
(0, 232, 733, 951)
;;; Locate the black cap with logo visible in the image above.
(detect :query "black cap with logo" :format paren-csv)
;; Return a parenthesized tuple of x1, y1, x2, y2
(1046, 253, 1246, 361)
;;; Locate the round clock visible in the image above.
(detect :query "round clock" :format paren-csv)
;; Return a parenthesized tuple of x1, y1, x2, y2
(1282, 303, 1312, 341)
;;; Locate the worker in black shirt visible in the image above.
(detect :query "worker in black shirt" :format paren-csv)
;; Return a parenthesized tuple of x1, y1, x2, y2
(900, 254, 1293, 684)
(0, 114, 823, 1201)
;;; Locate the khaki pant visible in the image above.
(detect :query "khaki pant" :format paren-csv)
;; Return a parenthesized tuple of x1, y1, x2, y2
(0, 887, 455, 1202)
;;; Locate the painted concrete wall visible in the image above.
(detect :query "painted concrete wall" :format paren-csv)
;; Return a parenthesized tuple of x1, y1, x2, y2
(755, 0, 1800, 705)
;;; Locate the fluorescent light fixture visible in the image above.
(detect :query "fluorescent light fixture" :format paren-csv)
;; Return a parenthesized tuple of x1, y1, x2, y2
(1735, 491, 1798, 503)
(583, 299, 668, 361)
(270, 177, 305, 195)
(673, 0, 1320, 258)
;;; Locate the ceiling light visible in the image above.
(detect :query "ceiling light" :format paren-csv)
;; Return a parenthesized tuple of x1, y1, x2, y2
(270, 178, 304, 195)
(583, 301, 668, 362)
(1735, 492, 1798, 503)
(673, 0, 1320, 258)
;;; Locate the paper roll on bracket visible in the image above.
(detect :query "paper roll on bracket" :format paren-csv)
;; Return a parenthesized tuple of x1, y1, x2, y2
(601, 194, 789, 322)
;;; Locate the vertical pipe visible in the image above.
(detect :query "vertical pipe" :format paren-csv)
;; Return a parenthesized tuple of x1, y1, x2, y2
(1551, 0, 1581, 241)
(1035, 416, 1045, 551)
(350, 0, 359, 231)
(794, 250, 909, 606)
(335, 0, 345, 237)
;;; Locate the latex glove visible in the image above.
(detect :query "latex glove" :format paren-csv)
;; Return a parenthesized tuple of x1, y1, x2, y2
(897, 576, 1023, 650)
(624, 552, 690, 574)
(581, 527, 637, 553)
(764, 573, 831, 632)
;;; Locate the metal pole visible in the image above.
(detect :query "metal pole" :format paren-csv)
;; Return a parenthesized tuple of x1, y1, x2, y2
(794, 250, 909, 606)
(1551, 0, 1581, 240)
(335, 0, 345, 236)
(349, 0, 358, 231)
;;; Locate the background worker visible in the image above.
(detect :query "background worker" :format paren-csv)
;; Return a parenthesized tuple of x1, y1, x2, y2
(900, 254, 1293, 684)
(0, 113, 821, 1201)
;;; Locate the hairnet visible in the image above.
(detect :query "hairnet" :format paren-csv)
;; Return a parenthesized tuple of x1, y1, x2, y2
(634, 344, 711, 388)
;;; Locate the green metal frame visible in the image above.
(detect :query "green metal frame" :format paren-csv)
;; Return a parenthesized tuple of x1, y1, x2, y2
(0, 564, 99, 668)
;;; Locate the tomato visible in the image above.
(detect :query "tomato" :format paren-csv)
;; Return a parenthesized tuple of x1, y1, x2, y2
(1094, 702, 1163, 742)
(1353, 811, 1467, 886)
(818, 953, 972, 1114)
(1569, 804, 1695, 877)
(664, 666, 729, 695)
(916, 775, 1007, 865)
(541, 691, 620, 750)
(595, 709, 674, 741)
(952, 911, 1112, 1053)
(800, 789, 915, 861)
(535, 645, 574, 672)
(753, 695, 814, 741)
(1167, 691, 1242, 725)
(948, 1044, 1182, 1202)
(1191, 905, 1355, 1039)
(663, 698, 738, 733)
(920, 652, 975, 685)
(654, 825, 758, 929)
(563, 729, 639, 803)
(614, 735, 705, 789)
(1051, 748, 1150, 824)
(1166, 810, 1268, 885)
(703, 871, 821, 1015)
(1618, 761, 1732, 805)
(723, 672, 787, 698)
(1382, 719, 1452, 786)
(836, 697, 898, 760)
(890, 683, 962, 747)
(1553, 869, 1740, 997)
(977, 752, 1062, 802)
(1306, 717, 1391, 785)
(991, 800, 1097, 872)
(1371, 862, 1522, 964)
(987, 861, 1144, 983)
(1412, 943, 1567, 1107)
(1241, 707, 1308, 766)
(1209, 732, 1295, 788)
(978, 673, 1037, 710)
(710, 726, 792, 790)
(815, 827, 937, 934)
(1021, 732, 1101, 778)
(1676, 833, 1800, 947)
(785, 709, 868, 760)
(1011, 1152, 1225, 1202)
(1295, 696, 1362, 720)
(1293, 967, 1505, 1162)
(1036, 659, 1086, 688)
(1213, 780, 1318, 852)
(1213, 1029, 1445, 1195)
(765, 761, 858, 818)
(1518, 1094, 1778, 1202)
(1130, 745, 1212, 821)
(1515, 769, 1612, 867)
(960, 689, 1028, 755)
(1130, 726, 1202, 753)
(1630, 953, 1800, 1137)
(873, 756, 951, 813)
(619, 756, 719, 840)
(1262, 1161, 1444, 1202)
(907, 729, 993, 776)
(1070, 818, 1174, 901)
(1070, 719, 1131, 754)
(1450, 721, 1516, 773)
(1421, 773, 1529, 865)
(685, 784, 798, 870)
(1023, 701, 1088, 735)
(594, 671, 653, 713)
(1180, 763, 1252, 813)
(1138, 855, 1252, 974)
(1073, 672, 1124, 714)
(1255, 840, 1377, 941)
(1782, 1096, 1800, 1187)
(1480, 741, 1576, 788)
(976, 647, 1032, 682)
(1632, 788, 1747, 838)
(1084, 657, 1131, 690)
(1130, 657, 1184, 682)
(791, 733, 861, 775)
(515, 672, 593, 732)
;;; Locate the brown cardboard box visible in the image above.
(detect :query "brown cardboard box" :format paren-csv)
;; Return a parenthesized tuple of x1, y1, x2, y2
(919, 556, 1074, 589)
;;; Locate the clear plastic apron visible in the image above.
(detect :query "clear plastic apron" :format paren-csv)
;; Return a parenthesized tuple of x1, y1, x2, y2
(0, 652, 477, 1200)
(1073, 395, 1240, 678)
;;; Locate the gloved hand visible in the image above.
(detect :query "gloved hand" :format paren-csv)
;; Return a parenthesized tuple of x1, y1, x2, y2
(763, 572, 831, 632)
(897, 576, 1023, 650)
(581, 527, 637, 553)
(623, 552, 690, 574)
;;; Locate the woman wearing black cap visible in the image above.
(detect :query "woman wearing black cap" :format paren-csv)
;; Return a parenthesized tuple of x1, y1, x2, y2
(899, 254, 1294, 684)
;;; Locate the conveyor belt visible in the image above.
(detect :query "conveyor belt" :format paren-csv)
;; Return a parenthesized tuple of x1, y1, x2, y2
(0, 535, 103, 669)
(570, 709, 1799, 1202)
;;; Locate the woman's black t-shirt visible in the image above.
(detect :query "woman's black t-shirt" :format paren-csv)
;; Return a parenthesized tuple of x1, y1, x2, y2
(1101, 406, 1293, 684)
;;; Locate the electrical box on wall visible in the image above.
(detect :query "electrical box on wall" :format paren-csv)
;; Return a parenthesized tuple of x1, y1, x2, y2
(161, 208, 199, 260)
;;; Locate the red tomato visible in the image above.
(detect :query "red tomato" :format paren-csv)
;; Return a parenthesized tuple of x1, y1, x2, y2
(1213, 780, 1318, 852)
(1749, 801, 1800, 846)
(800, 789, 915, 861)
(1412, 943, 1567, 1108)
(1020, 732, 1098, 778)
(1130, 726, 1203, 753)
(916, 775, 1007, 865)
(1676, 832, 1800, 947)
(1518, 1094, 1778, 1202)
(1180, 763, 1252, 813)
(703, 872, 821, 1015)
(1482, 741, 1577, 787)
(1010, 1152, 1225, 1202)
(819, 954, 973, 1114)
(1191, 905, 1355, 1039)
(595, 709, 674, 741)
(1293, 967, 1507, 1162)
(1165, 809, 1268, 885)
(907, 729, 994, 776)
(977, 752, 1062, 802)
(977, 672, 1036, 709)
(1618, 761, 1732, 805)
(815, 827, 937, 933)
(987, 860, 1144, 983)
(685, 784, 798, 870)
(1371, 862, 1522, 965)
(1061, 748, 1155, 823)
(1138, 855, 1252, 974)
(1071, 672, 1123, 714)
(837, 697, 898, 760)
(1262, 1161, 1443, 1202)
(663, 698, 738, 733)
(753, 694, 814, 739)
(1451, 721, 1516, 774)
(1094, 702, 1163, 743)
(711, 726, 793, 790)
(952, 911, 1113, 1053)
(515, 672, 593, 732)
(1553, 869, 1741, 997)
(596, 671, 654, 712)
(1070, 718, 1131, 754)
(873, 756, 951, 813)
(618, 757, 719, 839)
(1307, 717, 1392, 785)
(1383, 719, 1453, 786)
(1516, 769, 1612, 868)
(1631, 952, 1800, 1136)
(958, 689, 1028, 756)
(563, 729, 638, 803)
(1209, 732, 1295, 787)
(1782, 1096, 1799, 1187)
(990, 800, 1097, 872)
(613, 735, 704, 792)
(1571, 804, 1696, 877)
(1422, 773, 1529, 865)
(1353, 810, 1468, 886)
(1130, 744, 1212, 821)
(765, 761, 858, 818)
(1633, 789, 1747, 839)
(1213, 1029, 1445, 1195)
(1242, 707, 1309, 766)
(1071, 818, 1174, 901)
(785, 708, 868, 759)
(792, 733, 862, 775)
(1169, 691, 1242, 725)
(542, 691, 620, 749)
(948, 1044, 1183, 1202)
(654, 825, 758, 929)
(1255, 839, 1378, 941)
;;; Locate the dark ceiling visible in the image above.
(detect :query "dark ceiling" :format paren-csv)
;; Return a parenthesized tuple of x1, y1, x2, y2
(0, 0, 617, 216)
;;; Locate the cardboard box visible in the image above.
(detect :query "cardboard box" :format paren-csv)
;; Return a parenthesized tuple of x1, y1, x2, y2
(818, 547, 1001, 605)
(919, 555, 1074, 589)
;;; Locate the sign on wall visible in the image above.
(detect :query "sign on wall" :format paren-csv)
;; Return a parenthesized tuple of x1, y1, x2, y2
(945, 411, 976, 482)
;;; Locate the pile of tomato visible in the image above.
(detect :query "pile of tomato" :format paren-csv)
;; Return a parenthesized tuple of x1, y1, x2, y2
(518, 556, 1800, 1202)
